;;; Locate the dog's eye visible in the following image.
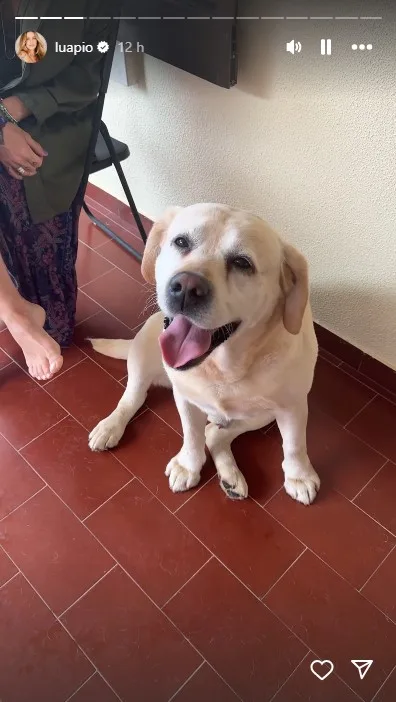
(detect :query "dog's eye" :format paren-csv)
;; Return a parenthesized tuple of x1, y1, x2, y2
(173, 236, 190, 250)
(231, 256, 254, 272)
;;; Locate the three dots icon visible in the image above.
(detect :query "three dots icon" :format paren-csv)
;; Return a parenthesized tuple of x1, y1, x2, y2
(351, 43, 373, 50)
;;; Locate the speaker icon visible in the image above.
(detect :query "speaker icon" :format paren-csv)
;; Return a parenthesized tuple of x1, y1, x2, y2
(286, 40, 302, 55)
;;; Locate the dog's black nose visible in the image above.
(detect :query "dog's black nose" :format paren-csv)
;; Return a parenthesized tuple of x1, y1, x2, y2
(167, 272, 212, 314)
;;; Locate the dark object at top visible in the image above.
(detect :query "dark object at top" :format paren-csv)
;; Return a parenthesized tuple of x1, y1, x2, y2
(119, 0, 238, 88)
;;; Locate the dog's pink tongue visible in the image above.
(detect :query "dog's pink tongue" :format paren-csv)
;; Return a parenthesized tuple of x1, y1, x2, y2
(159, 315, 212, 368)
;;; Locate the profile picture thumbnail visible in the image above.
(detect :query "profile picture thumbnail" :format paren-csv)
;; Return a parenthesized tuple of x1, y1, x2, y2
(15, 31, 47, 63)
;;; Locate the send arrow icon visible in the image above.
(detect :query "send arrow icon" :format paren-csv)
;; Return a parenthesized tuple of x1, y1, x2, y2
(351, 660, 374, 680)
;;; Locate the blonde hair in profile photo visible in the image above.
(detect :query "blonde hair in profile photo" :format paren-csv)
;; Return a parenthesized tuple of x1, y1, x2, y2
(15, 31, 47, 63)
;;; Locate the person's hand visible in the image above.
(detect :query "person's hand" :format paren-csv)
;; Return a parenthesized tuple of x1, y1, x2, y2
(0, 122, 47, 179)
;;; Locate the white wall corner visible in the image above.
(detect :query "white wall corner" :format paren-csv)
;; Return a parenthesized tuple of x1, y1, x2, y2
(110, 49, 144, 87)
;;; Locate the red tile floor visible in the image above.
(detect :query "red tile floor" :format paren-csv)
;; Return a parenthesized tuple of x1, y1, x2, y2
(1, 201, 396, 702)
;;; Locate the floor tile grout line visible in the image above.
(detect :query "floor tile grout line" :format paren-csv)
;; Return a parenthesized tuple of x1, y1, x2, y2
(0, 345, 86, 405)
(58, 564, 118, 619)
(342, 423, 390, 462)
(80, 239, 147, 289)
(7, 405, 396, 624)
(84, 203, 146, 244)
(132, 475, 307, 603)
(205, 663, 245, 702)
(42, 353, 130, 402)
(0, 492, 371, 702)
(83, 196, 132, 228)
(0, 336, 88, 387)
(21, 476, 250, 701)
(263, 496, 396, 591)
(274, 638, 367, 702)
(264, 487, 396, 573)
(13, 414, 137, 512)
(75, 288, 142, 334)
(18, 415, 71, 451)
(42, 356, 88, 387)
(161, 556, 214, 610)
(0, 485, 47, 523)
(48, 408, 143, 475)
(261, 548, 307, 601)
(79, 266, 118, 291)
(27, 448, 396, 643)
(371, 662, 396, 701)
(63, 671, 97, 702)
(75, 308, 101, 327)
(0, 570, 20, 590)
(84, 193, 141, 228)
(339, 361, 396, 407)
(351, 459, 389, 503)
(0, 359, 14, 371)
(304, 545, 396, 625)
(318, 350, 342, 367)
(336, 677, 366, 702)
(359, 543, 396, 593)
(343, 394, 378, 429)
(79, 258, 155, 312)
(58, 622, 124, 702)
(259, 503, 308, 549)
(319, 353, 393, 405)
(76, 351, 130, 387)
(0, 557, 123, 702)
(1, 541, 286, 702)
(147, 407, 183, 438)
(348, 498, 396, 540)
(134, 476, 314, 608)
(77, 263, 118, 290)
(167, 661, 206, 702)
(167, 659, 245, 702)
(263, 593, 370, 702)
(109, 562, 242, 702)
(82, 478, 136, 523)
(173, 474, 217, 514)
(267, 650, 311, 702)
(252, 485, 284, 510)
(37, 490, 224, 699)
(5, 447, 393, 697)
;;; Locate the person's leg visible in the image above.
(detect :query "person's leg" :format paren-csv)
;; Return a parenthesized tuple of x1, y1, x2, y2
(15, 200, 79, 349)
(0, 169, 80, 354)
(0, 169, 65, 379)
(0, 253, 63, 380)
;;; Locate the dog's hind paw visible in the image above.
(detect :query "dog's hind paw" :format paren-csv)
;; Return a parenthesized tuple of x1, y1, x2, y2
(165, 457, 201, 493)
(218, 465, 248, 500)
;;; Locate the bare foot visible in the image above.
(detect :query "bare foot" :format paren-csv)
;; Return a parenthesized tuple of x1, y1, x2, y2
(4, 301, 63, 381)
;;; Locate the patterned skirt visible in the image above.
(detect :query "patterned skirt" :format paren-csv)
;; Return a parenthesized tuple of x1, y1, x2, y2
(0, 168, 81, 347)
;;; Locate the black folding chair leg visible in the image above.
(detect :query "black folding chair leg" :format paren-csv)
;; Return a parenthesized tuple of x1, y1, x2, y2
(99, 122, 147, 245)
(82, 200, 143, 263)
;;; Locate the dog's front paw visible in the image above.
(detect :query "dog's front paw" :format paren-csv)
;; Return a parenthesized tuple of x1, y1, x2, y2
(284, 471, 320, 505)
(89, 417, 125, 451)
(165, 457, 201, 493)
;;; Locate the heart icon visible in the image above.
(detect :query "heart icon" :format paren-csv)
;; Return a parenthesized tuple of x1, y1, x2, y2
(310, 659, 334, 681)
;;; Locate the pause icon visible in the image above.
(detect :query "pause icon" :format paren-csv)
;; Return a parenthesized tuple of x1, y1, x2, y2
(321, 38, 332, 55)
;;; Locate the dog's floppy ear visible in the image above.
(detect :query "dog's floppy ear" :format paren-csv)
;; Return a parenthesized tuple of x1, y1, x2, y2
(141, 207, 182, 284)
(281, 242, 309, 335)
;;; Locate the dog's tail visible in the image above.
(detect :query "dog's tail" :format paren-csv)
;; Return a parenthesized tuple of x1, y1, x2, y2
(88, 338, 131, 360)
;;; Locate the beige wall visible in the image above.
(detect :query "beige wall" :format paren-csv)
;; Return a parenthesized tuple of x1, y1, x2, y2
(90, 14, 396, 369)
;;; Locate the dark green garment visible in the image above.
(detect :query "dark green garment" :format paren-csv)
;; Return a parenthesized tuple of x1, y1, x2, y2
(0, 0, 116, 223)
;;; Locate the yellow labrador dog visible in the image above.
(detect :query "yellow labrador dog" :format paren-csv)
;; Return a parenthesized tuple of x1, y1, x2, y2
(88, 203, 320, 505)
